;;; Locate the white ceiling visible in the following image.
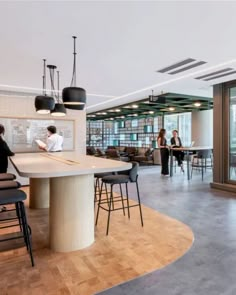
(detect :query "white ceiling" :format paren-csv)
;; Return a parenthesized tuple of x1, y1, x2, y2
(0, 1, 236, 112)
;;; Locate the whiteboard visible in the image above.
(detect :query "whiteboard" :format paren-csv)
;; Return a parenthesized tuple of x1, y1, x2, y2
(0, 117, 74, 153)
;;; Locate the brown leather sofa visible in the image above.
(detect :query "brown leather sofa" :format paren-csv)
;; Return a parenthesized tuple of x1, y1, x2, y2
(133, 148, 154, 164)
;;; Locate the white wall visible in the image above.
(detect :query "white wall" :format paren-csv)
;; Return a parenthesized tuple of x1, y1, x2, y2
(191, 109, 213, 146)
(0, 96, 86, 154)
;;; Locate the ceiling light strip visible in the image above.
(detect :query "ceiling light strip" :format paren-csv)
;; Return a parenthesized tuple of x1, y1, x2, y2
(168, 61, 207, 74)
(0, 84, 115, 98)
(87, 58, 236, 111)
(203, 70, 236, 81)
(157, 58, 196, 73)
(195, 68, 233, 79)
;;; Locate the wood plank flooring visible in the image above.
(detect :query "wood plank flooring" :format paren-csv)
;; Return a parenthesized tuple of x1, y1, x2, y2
(0, 187, 193, 295)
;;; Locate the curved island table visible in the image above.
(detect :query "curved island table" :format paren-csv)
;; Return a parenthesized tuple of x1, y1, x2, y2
(10, 152, 132, 252)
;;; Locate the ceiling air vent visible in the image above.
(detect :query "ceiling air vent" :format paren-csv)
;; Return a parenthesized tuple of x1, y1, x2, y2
(157, 58, 206, 74)
(168, 61, 206, 74)
(201, 70, 236, 81)
(195, 68, 233, 80)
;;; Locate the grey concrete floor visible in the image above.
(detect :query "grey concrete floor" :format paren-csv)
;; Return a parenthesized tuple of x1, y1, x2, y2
(97, 165, 236, 295)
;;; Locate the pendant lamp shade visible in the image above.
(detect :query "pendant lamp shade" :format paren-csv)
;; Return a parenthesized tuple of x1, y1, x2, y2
(50, 70, 67, 117)
(62, 36, 86, 110)
(62, 86, 86, 109)
(51, 103, 67, 116)
(35, 95, 55, 114)
(34, 59, 55, 114)
(62, 101, 85, 110)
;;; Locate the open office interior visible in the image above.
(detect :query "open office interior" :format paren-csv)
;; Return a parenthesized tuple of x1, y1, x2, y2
(0, 1, 236, 295)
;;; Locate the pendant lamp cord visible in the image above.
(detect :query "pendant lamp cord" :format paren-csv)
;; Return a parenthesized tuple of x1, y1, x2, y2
(70, 36, 77, 87)
(57, 70, 60, 103)
(43, 59, 46, 95)
(48, 66, 59, 102)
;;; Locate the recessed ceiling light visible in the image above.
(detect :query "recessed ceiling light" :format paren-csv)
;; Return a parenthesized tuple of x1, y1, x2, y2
(132, 104, 138, 109)
(169, 107, 175, 111)
(194, 102, 202, 107)
(102, 112, 107, 115)
(108, 109, 114, 112)
(115, 109, 121, 112)
(87, 114, 96, 117)
(149, 111, 154, 114)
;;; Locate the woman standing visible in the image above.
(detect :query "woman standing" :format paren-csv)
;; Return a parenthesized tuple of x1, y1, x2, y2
(0, 124, 15, 173)
(157, 128, 169, 176)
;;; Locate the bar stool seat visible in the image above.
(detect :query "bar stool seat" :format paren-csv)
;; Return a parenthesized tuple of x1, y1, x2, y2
(0, 181, 21, 190)
(102, 174, 129, 184)
(0, 173, 16, 181)
(94, 172, 112, 178)
(0, 189, 26, 204)
(0, 181, 21, 212)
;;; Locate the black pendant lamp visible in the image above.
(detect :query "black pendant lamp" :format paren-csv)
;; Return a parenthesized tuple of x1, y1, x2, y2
(62, 36, 86, 110)
(35, 59, 55, 114)
(48, 66, 67, 117)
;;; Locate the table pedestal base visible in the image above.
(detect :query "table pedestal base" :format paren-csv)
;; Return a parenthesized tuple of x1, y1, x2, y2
(49, 174, 94, 252)
(29, 178, 50, 209)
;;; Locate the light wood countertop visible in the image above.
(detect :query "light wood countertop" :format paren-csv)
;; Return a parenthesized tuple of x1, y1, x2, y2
(10, 152, 132, 178)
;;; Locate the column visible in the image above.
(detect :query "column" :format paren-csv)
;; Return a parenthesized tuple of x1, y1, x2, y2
(191, 110, 213, 146)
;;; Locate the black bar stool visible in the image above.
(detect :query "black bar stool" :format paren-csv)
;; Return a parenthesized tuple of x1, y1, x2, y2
(95, 162, 143, 235)
(0, 189, 34, 266)
(0, 173, 16, 181)
(0, 181, 21, 212)
(94, 173, 113, 205)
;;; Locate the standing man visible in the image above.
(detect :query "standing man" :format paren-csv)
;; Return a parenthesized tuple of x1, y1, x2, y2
(39, 126, 63, 152)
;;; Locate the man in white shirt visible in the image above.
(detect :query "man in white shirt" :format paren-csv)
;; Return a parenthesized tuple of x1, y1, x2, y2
(40, 126, 63, 152)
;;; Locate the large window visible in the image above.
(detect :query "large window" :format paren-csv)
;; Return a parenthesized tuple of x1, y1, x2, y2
(179, 112, 191, 146)
(164, 114, 178, 143)
(87, 113, 192, 149)
(164, 112, 191, 146)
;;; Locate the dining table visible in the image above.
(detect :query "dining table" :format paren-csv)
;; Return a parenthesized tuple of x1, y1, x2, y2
(170, 146, 213, 180)
(10, 152, 131, 252)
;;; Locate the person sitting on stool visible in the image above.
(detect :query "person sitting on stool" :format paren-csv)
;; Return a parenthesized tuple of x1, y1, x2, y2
(170, 130, 184, 171)
(39, 126, 63, 152)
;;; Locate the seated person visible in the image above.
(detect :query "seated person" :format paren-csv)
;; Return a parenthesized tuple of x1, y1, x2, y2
(170, 130, 184, 170)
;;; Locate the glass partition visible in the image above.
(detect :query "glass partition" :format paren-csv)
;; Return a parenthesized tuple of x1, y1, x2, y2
(179, 112, 191, 146)
(229, 87, 236, 181)
(164, 114, 178, 143)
